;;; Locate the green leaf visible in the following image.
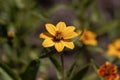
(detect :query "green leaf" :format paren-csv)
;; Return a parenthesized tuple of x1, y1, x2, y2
(39, 49, 56, 58)
(21, 59, 40, 80)
(90, 59, 99, 70)
(90, 59, 104, 80)
(15, 0, 24, 9)
(83, 0, 96, 9)
(0, 61, 21, 80)
(95, 21, 119, 35)
(82, 73, 98, 80)
(0, 68, 13, 80)
(49, 55, 61, 72)
(71, 64, 89, 80)
(39, 49, 61, 72)
(67, 62, 76, 78)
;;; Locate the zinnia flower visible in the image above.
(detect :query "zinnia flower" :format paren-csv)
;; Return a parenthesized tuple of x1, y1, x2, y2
(80, 29, 97, 46)
(107, 39, 120, 58)
(40, 22, 80, 52)
(97, 61, 119, 80)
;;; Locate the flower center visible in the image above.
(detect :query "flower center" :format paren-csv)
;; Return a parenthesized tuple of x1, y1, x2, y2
(53, 31, 63, 42)
(84, 34, 90, 40)
(104, 66, 115, 76)
(116, 48, 120, 51)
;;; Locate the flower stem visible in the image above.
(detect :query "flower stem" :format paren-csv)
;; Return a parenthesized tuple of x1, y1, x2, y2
(60, 54, 64, 80)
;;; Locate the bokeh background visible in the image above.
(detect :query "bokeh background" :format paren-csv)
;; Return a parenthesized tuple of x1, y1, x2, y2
(0, 0, 120, 80)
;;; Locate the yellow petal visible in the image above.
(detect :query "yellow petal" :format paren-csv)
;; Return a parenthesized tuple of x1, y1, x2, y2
(66, 26, 75, 31)
(56, 22, 66, 32)
(85, 29, 96, 38)
(64, 32, 78, 39)
(39, 32, 53, 39)
(80, 29, 97, 40)
(46, 23, 56, 36)
(63, 26, 75, 34)
(113, 39, 120, 48)
(83, 39, 97, 46)
(62, 40, 74, 49)
(88, 40, 97, 46)
(87, 31, 96, 38)
(55, 42, 64, 52)
(107, 45, 117, 56)
(42, 39, 55, 47)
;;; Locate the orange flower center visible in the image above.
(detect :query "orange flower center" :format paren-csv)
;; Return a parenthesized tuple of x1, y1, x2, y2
(53, 31, 63, 42)
(105, 66, 114, 75)
(116, 48, 120, 51)
(98, 65, 118, 80)
(84, 34, 89, 40)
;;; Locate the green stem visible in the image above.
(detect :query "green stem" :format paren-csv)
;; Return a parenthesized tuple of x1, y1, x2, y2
(60, 54, 64, 80)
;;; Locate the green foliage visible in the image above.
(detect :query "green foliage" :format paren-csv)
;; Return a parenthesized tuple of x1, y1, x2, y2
(0, 0, 120, 80)
(71, 65, 89, 80)
(21, 59, 40, 80)
(0, 61, 21, 80)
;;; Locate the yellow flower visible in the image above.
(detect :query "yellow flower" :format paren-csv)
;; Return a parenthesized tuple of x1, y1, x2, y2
(80, 29, 97, 46)
(107, 39, 120, 58)
(97, 61, 119, 80)
(39, 22, 80, 52)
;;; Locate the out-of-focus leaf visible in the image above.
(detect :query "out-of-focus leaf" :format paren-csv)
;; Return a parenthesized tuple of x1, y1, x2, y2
(40, 49, 61, 78)
(0, 19, 6, 24)
(49, 55, 61, 72)
(0, 68, 13, 80)
(39, 49, 56, 58)
(71, 64, 89, 80)
(0, 61, 21, 80)
(82, 72, 98, 80)
(95, 21, 119, 35)
(90, 59, 99, 70)
(15, 0, 24, 9)
(0, 25, 7, 37)
(86, 46, 104, 54)
(21, 59, 40, 80)
(67, 62, 75, 78)
(86, 46, 114, 62)
(3, 44, 18, 62)
(40, 49, 61, 71)
(83, 0, 96, 9)
(32, 12, 49, 21)
(90, 59, 104, 80)
(48, 55, 62, 80)
(90, 8, 102, 22)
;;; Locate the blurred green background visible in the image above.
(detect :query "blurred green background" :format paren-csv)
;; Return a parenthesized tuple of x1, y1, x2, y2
(0, 0, 120, 80)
